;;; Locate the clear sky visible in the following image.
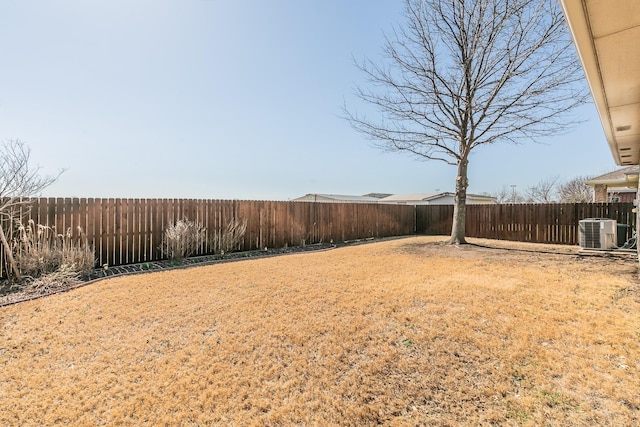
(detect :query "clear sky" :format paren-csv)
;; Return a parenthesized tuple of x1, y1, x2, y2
(0, 0, 618, 200)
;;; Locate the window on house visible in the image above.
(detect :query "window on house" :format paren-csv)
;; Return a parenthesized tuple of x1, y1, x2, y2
(609, 196, 620, 203)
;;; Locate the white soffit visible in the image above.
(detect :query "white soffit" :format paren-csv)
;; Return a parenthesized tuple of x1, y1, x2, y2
(560, 0, 640, 166)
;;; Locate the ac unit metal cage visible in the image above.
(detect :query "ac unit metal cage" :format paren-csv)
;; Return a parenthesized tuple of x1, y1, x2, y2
(578, 218, 617, 250)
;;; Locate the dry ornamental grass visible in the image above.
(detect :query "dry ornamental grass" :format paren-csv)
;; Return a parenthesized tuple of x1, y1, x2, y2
(1, 236, 638, 426)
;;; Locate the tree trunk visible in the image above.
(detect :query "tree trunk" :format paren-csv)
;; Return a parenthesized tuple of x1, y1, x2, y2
(0, 223, 21, 280)
(449, 158, 469, 245)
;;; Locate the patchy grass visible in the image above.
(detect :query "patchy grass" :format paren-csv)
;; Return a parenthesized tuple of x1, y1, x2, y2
(1, 236, 638, 425)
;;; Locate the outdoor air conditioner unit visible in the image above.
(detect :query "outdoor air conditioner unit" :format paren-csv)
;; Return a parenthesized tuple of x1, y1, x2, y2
(578, 218, 617, 250)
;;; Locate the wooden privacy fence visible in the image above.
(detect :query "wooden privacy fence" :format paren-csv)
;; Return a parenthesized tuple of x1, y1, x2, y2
(416, 202, 635, 244)
(0, 198, 416, 278)
(1, 199, 635, 278)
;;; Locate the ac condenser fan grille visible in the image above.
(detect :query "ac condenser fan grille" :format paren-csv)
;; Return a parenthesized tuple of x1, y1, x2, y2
(579, 221, 601, 248)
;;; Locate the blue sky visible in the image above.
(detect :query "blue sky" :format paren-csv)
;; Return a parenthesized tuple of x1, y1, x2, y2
(0, 0, 617, 200)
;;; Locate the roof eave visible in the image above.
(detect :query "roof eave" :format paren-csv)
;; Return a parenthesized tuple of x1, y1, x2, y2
(559, 0, 621, 164)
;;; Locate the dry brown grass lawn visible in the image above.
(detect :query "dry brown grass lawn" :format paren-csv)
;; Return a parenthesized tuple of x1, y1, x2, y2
(1, 236, 639, 426)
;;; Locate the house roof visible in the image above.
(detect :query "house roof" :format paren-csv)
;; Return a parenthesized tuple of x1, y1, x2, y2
(380, 193, 439, 202)
(293, 194, 381, 202)
(560, 0, 640, 166)
(362, 193, 393, 199)
(294, 192, 497, 204)
(380, 192, 496, 202)
(584, 165, 640, 186)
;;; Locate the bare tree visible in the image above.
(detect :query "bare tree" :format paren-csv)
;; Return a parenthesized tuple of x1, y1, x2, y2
(558, 175, 593, 203)
(494, 184, 525, 204)
(0, 140, 63, 279)
(493, 186, 512, 203)
(345, 0, 587, 243)
(525, 177, 558, 203)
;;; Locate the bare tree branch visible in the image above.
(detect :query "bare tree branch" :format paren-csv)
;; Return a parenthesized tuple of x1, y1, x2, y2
(524, 176, 559, 203)
(0, 139, 64, 279)
(0, 139, 64, 216)
(558, 176, 593, 203)
(493, 184, 525, 204)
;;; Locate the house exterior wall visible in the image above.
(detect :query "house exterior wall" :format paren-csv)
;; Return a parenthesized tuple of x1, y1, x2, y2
(593, 184, 608, 202)
(390, 196, 496, 205)
(293, 195, 336, 202)
(426, 195, 456, 205)
(467, 197, 498, 205)
(292, 195, 380, 203)
(608, 191, 636, 203)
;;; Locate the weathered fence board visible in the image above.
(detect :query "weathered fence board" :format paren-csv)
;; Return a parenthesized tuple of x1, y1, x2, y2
(1, 199, 634, 279)
(416, 202, 635, 244)
(0, 198, 415, 278)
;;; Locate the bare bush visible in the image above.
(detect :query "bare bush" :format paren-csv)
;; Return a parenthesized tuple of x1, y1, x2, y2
(13, 220, 95, 279)
(161, 218, 206, 260)
(214, 218, 247, 254)
(60, 228, 95, 277)
(20, 264, 82, 297)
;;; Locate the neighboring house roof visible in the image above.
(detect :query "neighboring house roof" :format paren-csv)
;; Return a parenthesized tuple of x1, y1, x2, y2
(362, 193, 393, 199)
(292, 194, 381, 203)
(379, 192, 497, 204)
(425, 192, 496, 202)
(560, 1, 640, 166)
(584, 165, 640, 187)
(293, 192, 497, 204)
(380, 193, 439, 202)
